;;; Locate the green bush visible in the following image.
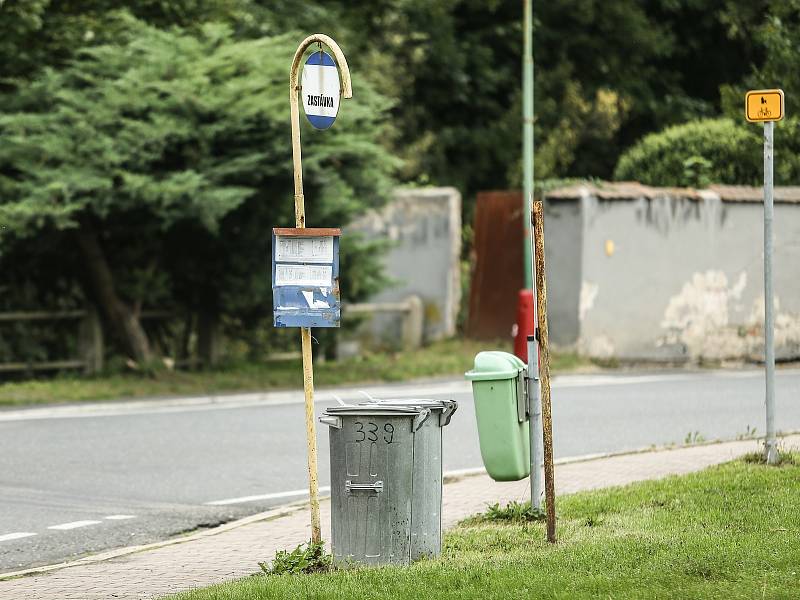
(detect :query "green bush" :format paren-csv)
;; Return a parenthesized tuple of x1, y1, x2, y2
(616, 116, 800, 187)
(614, 118, 761, 186)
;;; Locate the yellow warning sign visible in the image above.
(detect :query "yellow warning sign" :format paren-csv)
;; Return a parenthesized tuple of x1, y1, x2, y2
(745, 89, 784, 122)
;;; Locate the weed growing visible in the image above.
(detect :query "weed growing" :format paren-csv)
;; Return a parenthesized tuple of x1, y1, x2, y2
(742, 450, 798, 467)
(473, 500, 546, 523)
(683, 430, 706, 445)
(736, 425, 758, 440)
(259, 540, 332, 576)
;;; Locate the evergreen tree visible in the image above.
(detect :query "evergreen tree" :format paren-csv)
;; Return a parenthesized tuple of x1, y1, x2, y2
(0, 16, 397, 362)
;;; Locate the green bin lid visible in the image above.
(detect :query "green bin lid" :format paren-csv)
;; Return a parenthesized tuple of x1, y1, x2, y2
(464, 351, 526, 382)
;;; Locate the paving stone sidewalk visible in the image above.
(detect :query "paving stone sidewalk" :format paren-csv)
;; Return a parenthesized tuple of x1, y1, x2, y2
(2, 435, 797, 600)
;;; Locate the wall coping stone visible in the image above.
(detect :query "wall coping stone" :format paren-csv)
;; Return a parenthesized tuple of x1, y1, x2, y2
(545, 181, 800, 204)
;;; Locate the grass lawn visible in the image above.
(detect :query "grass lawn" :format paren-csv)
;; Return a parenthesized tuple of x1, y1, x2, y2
(167, 454, 800, 599)
(0, 338, 590, 407)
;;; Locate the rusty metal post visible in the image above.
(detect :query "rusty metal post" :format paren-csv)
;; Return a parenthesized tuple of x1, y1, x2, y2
(289, 34, 352, 544)
(533, 200, 556, 543)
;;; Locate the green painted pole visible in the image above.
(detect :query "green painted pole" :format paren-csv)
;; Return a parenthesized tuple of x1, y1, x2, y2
(523, 0, 534, 289)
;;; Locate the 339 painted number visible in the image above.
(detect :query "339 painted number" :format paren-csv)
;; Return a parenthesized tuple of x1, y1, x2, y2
(354, 421, 394, 444)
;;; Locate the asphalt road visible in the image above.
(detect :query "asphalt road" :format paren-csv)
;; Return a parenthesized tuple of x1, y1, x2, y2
(1, 368, 798, 572)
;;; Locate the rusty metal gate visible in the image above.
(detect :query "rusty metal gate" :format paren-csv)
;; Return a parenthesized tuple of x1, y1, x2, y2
(467, 191, 524, 340)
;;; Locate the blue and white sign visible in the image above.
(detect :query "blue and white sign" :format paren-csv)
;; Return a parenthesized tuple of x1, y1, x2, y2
(272, 228, 341, 328)
(301, 51, 341, 130)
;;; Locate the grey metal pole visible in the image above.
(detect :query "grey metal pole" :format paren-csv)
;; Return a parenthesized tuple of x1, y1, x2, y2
(523, 0, 542, 511)
(527, 333, 543, 510)
(763, 120, 778, 464)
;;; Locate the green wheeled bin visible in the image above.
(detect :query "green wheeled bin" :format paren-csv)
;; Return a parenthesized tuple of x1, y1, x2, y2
(465, 351, 530, 481)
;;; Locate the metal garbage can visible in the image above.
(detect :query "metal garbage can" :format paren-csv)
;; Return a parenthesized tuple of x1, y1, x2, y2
(320, 398, 457, 566)
(464, 351, 531, 481)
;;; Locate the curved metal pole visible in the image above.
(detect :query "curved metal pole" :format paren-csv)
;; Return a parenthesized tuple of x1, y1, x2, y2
(288, 34, 352, 545)
(289, 34, 352, 227)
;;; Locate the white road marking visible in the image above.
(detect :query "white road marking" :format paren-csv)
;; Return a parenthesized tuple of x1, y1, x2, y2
(0, 532, 37, 542)
(205, 486, 332, 506)
(47, 520, 101, 531)
(104, 515, 136, 520)
(552, 373, 703, 388)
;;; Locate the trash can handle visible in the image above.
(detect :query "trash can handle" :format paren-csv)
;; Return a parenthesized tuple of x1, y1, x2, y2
(319, 415, 342, 429)
(439, 400, 458, 426)
(412, 408, 431, 432)
(345, 480, 384, 494)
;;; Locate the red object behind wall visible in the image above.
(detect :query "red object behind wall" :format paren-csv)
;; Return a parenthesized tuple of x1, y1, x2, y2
(513, 289, 535, 362)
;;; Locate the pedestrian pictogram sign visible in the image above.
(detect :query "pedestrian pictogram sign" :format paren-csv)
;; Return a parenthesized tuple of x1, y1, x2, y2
(745, 89, 784, 122)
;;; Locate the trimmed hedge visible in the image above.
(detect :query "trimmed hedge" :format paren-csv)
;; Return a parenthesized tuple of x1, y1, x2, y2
(614, 118, 761, 187)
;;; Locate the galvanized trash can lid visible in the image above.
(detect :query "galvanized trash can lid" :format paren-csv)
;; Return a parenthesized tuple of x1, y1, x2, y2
(360, 398, 457, 427)
(321, 399, 457, 429)
(321, 403, 433, 432)
(323, 404, 423, 416)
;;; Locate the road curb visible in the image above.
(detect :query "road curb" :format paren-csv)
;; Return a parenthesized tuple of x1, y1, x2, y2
(442, 429, 799, 483)
(4, 431, 795, 582)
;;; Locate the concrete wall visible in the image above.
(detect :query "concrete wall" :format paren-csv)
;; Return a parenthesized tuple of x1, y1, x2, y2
(346, 187, 462, 345)
(542, 198, 583, 347)
(544, 183, 800, 362)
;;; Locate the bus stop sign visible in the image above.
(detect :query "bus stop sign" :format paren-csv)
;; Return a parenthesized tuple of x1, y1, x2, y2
(301, 51, 341, 130)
